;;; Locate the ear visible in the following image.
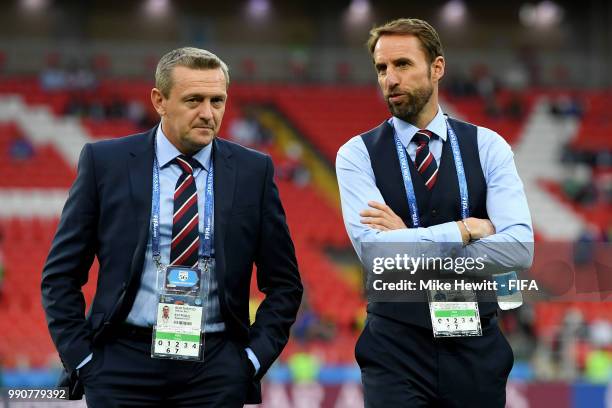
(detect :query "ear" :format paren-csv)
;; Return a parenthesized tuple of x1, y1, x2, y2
(431, 56, 445, 82)
(151, 88, 166, 116)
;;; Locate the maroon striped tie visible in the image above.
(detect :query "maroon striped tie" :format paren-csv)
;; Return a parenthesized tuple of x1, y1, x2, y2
(170, 155, 200, 267)
(412, 129, 438, 190)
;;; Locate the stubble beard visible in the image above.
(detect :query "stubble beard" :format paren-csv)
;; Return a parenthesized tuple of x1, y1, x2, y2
(386, 83, 434, 125)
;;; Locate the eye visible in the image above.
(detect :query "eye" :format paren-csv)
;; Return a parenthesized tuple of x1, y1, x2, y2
(211, 97, 225, 107)
(375, 64, 386, 75)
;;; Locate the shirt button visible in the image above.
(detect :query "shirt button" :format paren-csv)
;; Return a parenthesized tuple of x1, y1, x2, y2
(432, 209, 438, 217)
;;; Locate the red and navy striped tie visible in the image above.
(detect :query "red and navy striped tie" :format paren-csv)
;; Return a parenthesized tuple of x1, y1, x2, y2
(412, 129, 438, 190)
(170, 155, 200, 267)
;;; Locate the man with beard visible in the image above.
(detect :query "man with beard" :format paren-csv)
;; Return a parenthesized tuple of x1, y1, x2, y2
(336, 19, 533, 407)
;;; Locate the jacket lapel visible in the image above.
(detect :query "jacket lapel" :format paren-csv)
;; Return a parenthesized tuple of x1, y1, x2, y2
(212, 138, 235, 306)
(117, 128, 155, 320)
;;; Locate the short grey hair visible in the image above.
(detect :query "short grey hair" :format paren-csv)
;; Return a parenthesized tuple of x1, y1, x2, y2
(155, 47, 230, 97)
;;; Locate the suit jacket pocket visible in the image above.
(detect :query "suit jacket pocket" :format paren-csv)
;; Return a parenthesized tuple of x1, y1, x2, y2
(78, 347, 105, 384)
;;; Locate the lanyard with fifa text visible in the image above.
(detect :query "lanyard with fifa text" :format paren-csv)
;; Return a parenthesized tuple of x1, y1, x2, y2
(151, 142, 214, 268)
(391, 116, 469, 227)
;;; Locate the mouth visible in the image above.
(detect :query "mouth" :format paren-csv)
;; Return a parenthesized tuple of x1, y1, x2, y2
(387, 93, 405, 104)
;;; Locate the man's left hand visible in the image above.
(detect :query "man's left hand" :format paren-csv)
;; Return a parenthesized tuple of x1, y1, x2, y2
(360, 201, 407, 231)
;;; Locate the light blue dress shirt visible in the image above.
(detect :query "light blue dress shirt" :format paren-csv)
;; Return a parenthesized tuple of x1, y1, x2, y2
(79, 125, 260, 374)
(125, 125, 224, 330)
(336, 106, 534, 272)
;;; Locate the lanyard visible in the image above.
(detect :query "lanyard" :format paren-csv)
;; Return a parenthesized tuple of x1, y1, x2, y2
(392, 117, 469, 228)
(151, 144, 214, 266)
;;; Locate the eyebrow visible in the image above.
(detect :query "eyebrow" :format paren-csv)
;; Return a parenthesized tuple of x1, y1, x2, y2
(182, 93, 227, 101)
(375, 57, 414, 71)
(393, 57, 412, 65)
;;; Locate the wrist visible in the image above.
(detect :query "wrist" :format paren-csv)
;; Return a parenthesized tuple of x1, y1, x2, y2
(457, 221, 470, 244)
(461, 219, 473, 242)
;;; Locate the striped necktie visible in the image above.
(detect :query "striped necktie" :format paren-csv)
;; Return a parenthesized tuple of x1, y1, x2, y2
(412, 129, 438, 190)
(170, 155, 200, 267)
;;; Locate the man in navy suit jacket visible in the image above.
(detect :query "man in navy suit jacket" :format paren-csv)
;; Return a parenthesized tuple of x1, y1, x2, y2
(41, 47, 303, 407)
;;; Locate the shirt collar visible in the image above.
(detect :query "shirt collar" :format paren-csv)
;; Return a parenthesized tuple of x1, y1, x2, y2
(155, 124, 212, 172)
(391, 105, 448, 147)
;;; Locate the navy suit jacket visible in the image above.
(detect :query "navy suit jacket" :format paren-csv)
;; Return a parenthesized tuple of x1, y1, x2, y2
(41, 127, 303, 402)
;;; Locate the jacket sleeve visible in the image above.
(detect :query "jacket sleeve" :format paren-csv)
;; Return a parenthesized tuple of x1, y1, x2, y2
(248, 156, 303, 379)
(41, 143, 99, 371)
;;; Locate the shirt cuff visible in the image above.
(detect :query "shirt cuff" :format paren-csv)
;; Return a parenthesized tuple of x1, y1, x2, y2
(429, 221, 463, 244)
(76, 353, 93, 370)
(245, 347, 260, 375)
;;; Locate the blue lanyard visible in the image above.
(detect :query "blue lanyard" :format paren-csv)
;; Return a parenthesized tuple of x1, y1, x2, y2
(391, 117, 469, 227)
(151, 144, 214, 266)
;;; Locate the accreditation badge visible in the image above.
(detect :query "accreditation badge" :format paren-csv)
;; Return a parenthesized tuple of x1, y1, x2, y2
(164, 265, 201, 296)
(152, 264, 208, 361)
(152, 293, 204, 360)
(427, 282, 482, 337)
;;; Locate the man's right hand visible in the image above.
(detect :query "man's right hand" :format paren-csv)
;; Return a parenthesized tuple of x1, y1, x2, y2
(457, 218, 496, 244)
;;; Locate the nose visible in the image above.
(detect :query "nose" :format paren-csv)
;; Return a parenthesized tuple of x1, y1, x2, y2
(385, 67, 399, 90)
(198, 100, 213, 122)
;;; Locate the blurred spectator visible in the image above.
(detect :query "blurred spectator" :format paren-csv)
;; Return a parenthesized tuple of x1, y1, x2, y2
(595, 151, 612, 169)
(502, 64, 529, 90)
(40, 65, 67, 91)
(550, 94, 584, 118)
(561, 165, 597, 205)
(64, 92, 90, 117)
(138, 109, 160, 130)
(597, 174, 612, 204)
(283, 142, 310, 186)
(288, 351, 321, 384)
(9, 137, 34, 161)
(589, 319, 612, 348)
(502, 306, 537, 360)
(289, 48, 310, 82)
(585, 321, 612, 383)
(505, 92, 525, 120)
(293, 301, 335, 342)
(65, 60, 98, 91)
(574, 224, 602, 265)
(292, 302, 319, 342)
(518, 45, 540, 86)
(584, 349, 612, 383)
(127, 100, 147, 125)
(471, 64, 496, 99)
(105, 95, 127, 118)
(228, 115, 261, 147)
(89, 98, 106, 120)
(228, 111, 271, 147)
(444, 72, 477, 98)
(484, 95, 502, 119)
(606, 223, 612, 243)
(554, 309, 588, 379)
